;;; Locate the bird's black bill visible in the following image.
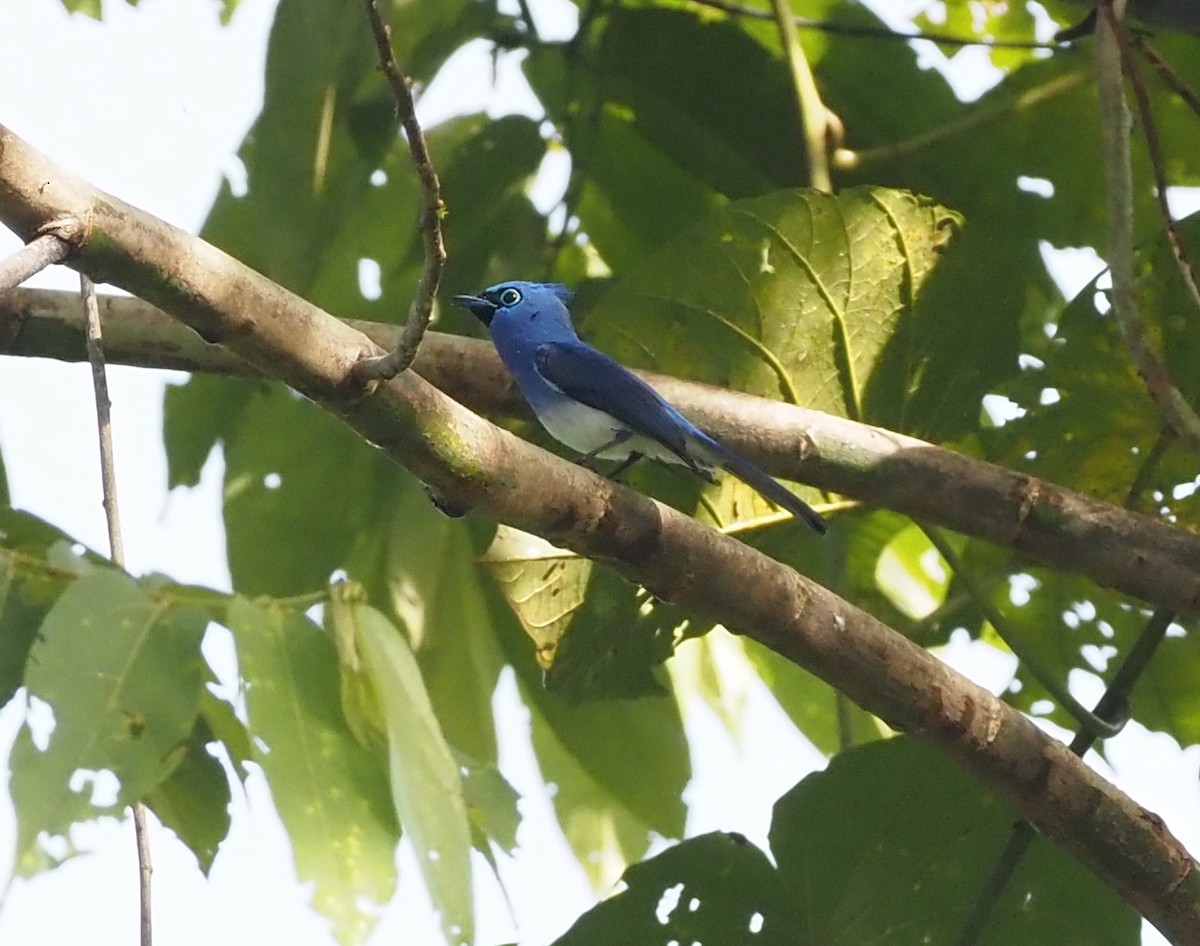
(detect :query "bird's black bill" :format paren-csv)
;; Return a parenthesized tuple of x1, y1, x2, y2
(452, 293, 496, 326)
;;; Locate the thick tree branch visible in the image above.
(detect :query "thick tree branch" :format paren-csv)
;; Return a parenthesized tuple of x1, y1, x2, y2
(5, 286, 1200, 620)
(1, 122, 1198, 940)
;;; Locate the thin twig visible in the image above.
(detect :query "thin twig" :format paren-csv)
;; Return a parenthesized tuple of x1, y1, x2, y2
(1134, 36, 1200, 120)
(1095, 1, 1200, 458)
(687, 0, 1060, 50)
(1124, 427, 1174, 512)
(352, 0, 446, 384)
(920, 525, 1123, 739)
(1111, 22, 1200, 315)
(954, 607, 1172, 946)
(513, 0, 538, 37)
(82, 276, 124, 564)
(770, 0, 831, 190)
(0, 217, 82, 292)
(836, 71, 1086, 170)
(82, 274, 150, 946)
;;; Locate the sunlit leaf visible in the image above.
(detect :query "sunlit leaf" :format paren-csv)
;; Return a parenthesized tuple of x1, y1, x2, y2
(227, 598, 397, 945)
(345, 601, 474, 946)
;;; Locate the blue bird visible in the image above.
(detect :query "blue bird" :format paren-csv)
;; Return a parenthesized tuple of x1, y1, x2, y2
(453, 281, 826, 534)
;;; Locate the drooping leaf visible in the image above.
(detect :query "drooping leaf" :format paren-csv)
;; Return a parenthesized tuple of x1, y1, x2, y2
(351, 482, 504, 764)
(769, 737, 1139, 945)
(340, 600, 475, 946)
(10, 570, 208, 875)
(226, 597, 397, 945)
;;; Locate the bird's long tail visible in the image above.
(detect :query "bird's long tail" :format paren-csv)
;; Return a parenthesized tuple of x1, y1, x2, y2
(695, 433, 826, 534)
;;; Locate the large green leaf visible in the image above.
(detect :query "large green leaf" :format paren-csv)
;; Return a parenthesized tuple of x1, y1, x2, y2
(339, 600, 474, 946)
(10, 570, 208, 875)
(769, 737, 1139, 945)
(219, 387, 385, 596)
(551, 832, 795, 946)
(227, 597, 398, 945)
(586, 188, 962, 427)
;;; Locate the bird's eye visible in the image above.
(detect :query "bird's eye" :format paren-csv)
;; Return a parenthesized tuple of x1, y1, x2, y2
(498, 287, 522, 307)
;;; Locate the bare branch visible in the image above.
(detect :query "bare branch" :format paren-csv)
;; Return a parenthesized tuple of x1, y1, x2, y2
(6, 286, 1200, 619)
(1095, 2, 1200, 457)
(1135, 36, 1200, 120)
(1111, 22, 1200, 325)
(0, 217, 81, 291)
(352, 0, 446, 384)
(2, 122, 1199, 939)
(82, 275, 124, 564)
(81, 272, 152, 945)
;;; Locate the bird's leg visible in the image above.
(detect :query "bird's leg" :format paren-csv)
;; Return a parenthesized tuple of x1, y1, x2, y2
(606, 451, 644, 482)
(574, 429, 633, 472)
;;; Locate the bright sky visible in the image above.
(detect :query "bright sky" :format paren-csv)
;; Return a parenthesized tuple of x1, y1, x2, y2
(0, 2, 1196, 945)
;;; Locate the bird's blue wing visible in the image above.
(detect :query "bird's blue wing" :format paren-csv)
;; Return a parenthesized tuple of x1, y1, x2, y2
(534, 341, 694, 459)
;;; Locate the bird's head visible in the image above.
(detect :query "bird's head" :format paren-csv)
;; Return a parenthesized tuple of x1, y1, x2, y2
(453, 281, 574, 330)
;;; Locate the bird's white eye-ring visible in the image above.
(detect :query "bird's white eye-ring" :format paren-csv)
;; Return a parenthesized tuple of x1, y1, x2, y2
(498, 287, 522, 307)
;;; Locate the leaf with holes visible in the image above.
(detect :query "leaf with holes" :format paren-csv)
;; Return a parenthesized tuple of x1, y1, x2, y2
(551, 831, 794, 946)
(770, 737, 1138, 944)
(10, 570, 207, 876)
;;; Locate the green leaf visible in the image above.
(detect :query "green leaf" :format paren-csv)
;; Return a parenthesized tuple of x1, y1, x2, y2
(455, 751, 520, 855)
(215, 386, 393, 597)
(582, 187, 970, 526)
(143, 715, 232, 875)
(345, 601, 475, 946)
(578, 7, 807, 198)
(0, 509, 98, 707)
(551, 832, 794, 946)
(163, 375, 265, 489)
(481, 526, 678, 700)
(227, 597, 398, 946)
(743, 637, 880, 755)
(513, 628, 690, 885)
(1134, 628, 1200, 745)
(769, 737, 1139, 945)
(200, 0, 390, 292)
(988, 213, 1200, 528)
(10, 570, 207, 875)
(350, 482, 504, 764)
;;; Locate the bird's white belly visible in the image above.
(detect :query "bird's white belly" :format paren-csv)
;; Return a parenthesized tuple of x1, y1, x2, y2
(537, 399, 685, 466)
